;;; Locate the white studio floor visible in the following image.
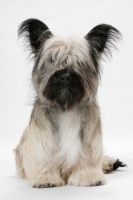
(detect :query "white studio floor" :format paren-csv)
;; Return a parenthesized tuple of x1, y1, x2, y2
(0, 0, 133, 199)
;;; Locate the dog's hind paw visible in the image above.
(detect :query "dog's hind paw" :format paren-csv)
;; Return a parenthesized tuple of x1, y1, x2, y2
(113, 159, 126, 170)
(102, 156, 126, 174)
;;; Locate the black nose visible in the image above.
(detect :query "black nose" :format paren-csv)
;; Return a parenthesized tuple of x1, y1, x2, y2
(61, 73, 71, 84)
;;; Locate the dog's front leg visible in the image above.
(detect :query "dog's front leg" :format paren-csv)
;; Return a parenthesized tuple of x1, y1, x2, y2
(68, 116, 105, 186)
(15, 119, 65, 188)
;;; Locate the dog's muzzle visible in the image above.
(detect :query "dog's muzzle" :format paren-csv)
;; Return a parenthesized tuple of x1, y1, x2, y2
(44, 67, 85, 111)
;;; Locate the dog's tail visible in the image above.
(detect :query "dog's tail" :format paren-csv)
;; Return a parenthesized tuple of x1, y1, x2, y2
(102, 156, 126, 174)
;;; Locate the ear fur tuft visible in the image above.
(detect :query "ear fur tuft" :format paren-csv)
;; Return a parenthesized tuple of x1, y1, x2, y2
(85, 24, 122, 72)
(18, 18, 52, 57)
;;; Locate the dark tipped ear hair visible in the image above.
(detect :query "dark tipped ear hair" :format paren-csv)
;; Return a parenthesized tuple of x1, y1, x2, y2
(18, 18, 52, 56)
(85, 24, 122, 72)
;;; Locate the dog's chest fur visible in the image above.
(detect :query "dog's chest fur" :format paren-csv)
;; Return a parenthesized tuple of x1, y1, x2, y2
(57, 109, 82, 166)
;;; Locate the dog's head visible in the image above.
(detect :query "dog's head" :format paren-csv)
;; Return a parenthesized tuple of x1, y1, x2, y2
(19, 19, 121, 111)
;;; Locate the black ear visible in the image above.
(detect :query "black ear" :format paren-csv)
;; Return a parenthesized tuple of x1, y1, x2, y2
(18, 18, 52, 56)
(85, 24, 122, 70)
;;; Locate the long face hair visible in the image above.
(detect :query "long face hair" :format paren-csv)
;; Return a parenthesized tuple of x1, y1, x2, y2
(33, 35, 98, 111)
(18, 19, 121, 111)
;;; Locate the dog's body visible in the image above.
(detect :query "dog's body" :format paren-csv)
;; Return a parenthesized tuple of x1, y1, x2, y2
(15, 19, 125, 188)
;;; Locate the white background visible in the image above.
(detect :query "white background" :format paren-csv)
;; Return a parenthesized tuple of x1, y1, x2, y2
(0, 0, 133, 199)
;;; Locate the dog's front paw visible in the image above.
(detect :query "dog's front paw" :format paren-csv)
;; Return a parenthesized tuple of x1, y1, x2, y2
(33, 182, 65, 188)
(32, 177, 65, 188)
(68, 171, 106, 186)
(34, 183, 56, 188)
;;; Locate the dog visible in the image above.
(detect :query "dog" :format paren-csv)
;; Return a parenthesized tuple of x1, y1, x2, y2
(15, 19, 126, 188)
